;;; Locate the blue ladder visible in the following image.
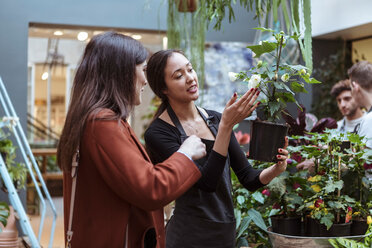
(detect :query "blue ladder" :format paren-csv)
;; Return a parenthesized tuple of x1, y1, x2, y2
(0, 77, 57, 248)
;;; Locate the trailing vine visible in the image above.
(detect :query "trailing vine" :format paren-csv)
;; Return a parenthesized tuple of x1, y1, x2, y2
(166, 0, 314, 93)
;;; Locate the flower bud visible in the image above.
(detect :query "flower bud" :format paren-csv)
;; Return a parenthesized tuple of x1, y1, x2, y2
(299, 69, 306, 75)
(281, 73, 290, 82)
(228, 72, 238, 82)
(257, 60, 263, 68)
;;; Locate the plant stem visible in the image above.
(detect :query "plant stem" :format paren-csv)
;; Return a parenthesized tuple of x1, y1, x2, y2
(272, 36, 283, 102)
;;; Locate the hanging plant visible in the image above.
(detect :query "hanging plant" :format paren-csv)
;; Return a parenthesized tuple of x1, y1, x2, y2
(167, 0, 207, 103)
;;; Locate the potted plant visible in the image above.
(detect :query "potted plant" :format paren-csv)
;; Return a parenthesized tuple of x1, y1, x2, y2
(341, 134, 372, 235)
(0, 137, 27, 192)
(0, 118, 28, 243)
(263, 161, 308, 236)
(294, 130, 361, 237)
(235, 28, 321, 162)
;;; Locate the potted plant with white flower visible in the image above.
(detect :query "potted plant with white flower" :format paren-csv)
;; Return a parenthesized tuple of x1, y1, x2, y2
(234, 28, 321, 162)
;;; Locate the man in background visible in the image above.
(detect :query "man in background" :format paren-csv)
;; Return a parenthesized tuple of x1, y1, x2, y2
(330, 79, 365, 133)
(348, 61, 372, 148)
(297, 79, 365, 172)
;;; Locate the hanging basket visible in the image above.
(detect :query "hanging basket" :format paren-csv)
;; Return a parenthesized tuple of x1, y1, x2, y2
(178, 0, 198, 12)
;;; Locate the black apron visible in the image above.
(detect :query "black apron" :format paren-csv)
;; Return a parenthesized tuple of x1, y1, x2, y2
(165, 105, 236, 248)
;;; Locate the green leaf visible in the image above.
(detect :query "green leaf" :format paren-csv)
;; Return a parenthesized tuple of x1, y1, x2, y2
(281, 1, 291, 33)
(320, 215, 334, 230)
(276, 92, 296, 103)
(328, 201, 344, 210)
(237, 216, 252, 238)
(247, 41, 278, 58)
(291, 0, 300, 35)
(303, 0, 313, 72)
(252, 191, 265, 204)
(235, 208, 242, 229)
(324, 180, 343, 193)
(309, 78, 322, 84)
(291, 82, 308, 93)
(328, 238, 341, 248)
(273, 0, 279, 22)
(253, 27, 275, 33)
(237, 195, 245, 205)
(247, 209, 267, 231)
(268, 101, 281, 117)
(330, 237, 368, 248)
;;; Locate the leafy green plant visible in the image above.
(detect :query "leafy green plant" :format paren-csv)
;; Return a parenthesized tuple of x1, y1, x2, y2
(329, 223, 372, 248)
(0, 118, 30, 229)
(166, 0, 314, 106)
(0, 138, 28, 190)
(292, 129, 372, 230)
(263, 162, 308, 217)
(232, 168, 271, 248)
(236, 28, 320, 122)
(202, 0, 313, 70)
(0, 202, 10, 229)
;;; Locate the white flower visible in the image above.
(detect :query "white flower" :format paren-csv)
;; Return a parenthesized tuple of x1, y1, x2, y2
(228, 72, 238, 82)
(248, 74, 261, 88)
(281, 73, 290, 82)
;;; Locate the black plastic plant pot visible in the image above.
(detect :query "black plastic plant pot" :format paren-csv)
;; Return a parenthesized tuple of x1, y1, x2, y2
(305, 217, 320, 237)
(248, 120, 288, 162)
(271, 214, 302, 236)
(351, 219, 368, 236)
(319, 221, 352, 237)
(339, 141, 351, 154)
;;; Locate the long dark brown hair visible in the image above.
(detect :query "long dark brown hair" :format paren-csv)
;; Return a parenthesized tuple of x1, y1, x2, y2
(146, 49, 185, 120)
(57, 31, 148, 172)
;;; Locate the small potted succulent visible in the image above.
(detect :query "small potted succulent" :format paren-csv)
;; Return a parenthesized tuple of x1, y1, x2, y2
(235, 28, 321, 162)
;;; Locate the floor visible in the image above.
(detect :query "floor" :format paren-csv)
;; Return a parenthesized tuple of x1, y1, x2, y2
(29, 197, 64, 248)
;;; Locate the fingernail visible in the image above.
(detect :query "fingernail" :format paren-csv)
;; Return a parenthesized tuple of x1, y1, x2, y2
(256, 90, 260, 95)
(277, 155, 280, 159)
(257, 101, 261, 105)
(249, 88, 253, 92)
(279, 149, 282, 152)
(233, 92, 237, 97)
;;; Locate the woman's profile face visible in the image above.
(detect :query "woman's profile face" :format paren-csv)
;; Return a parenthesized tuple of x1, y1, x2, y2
(163, 52, 199, 103)
(134, 61, 148, 106)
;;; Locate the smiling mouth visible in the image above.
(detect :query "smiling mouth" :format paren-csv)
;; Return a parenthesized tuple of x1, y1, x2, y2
(187, 85, 197, 92)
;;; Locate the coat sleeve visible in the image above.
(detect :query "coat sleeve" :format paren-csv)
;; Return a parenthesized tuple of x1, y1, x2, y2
(84, 119, 201, 211)
(145, 121, 227, 192)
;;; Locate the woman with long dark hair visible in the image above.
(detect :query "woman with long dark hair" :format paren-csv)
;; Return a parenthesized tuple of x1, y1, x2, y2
(145, 50, 289, 247)
(57, 32, 207, 247)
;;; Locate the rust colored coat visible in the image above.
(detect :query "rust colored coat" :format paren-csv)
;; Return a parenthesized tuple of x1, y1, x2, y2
(63, 110, 201, 248)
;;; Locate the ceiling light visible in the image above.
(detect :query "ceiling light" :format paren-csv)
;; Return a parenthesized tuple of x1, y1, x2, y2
(53, 30, 63, 36)
(132, 34, 142, 40)
(41, 72, 49, 80)
(77, 31, 88, 41)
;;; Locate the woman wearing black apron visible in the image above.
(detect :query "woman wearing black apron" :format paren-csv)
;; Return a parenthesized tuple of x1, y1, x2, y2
(144, 50, 289, 247)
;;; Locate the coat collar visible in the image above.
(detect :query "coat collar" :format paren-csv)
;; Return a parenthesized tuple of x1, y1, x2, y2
(122, 120, 151, 162)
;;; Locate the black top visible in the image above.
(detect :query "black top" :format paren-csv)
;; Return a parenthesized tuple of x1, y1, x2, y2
(144, 108, 264, 248)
